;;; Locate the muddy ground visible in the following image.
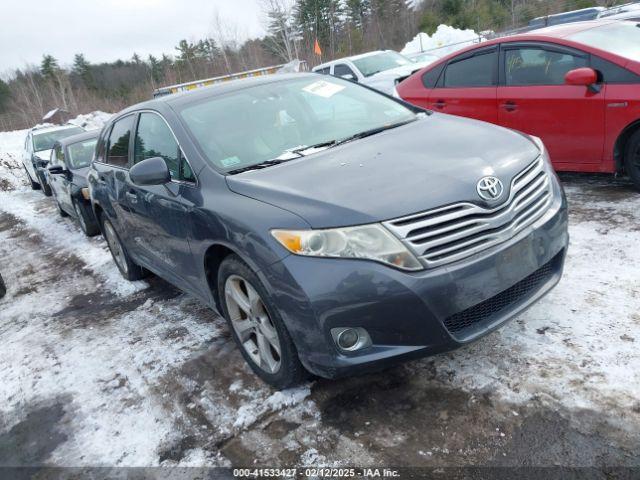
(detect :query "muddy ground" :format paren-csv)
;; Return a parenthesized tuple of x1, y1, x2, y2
(0, 173, 638, 473)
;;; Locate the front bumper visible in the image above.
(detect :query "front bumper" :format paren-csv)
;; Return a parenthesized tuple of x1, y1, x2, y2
(262, 190, 569, 379)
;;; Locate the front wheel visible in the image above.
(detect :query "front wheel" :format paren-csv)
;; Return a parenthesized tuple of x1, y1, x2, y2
(101, 217, 148, 281)
(24, 167, 41, 190)
(218, 254, 308, 389)
(74, 200, 100, 237)
(36, 170, 52, 197)
(624, 129, 640, 192)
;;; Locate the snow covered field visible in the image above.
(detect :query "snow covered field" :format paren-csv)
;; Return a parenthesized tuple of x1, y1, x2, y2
(0, 121, 638, 468)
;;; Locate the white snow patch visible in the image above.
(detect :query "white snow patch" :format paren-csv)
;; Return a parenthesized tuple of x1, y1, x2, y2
(402, 24, 482, 56)
(0, 189, 145, 296)
(69, 111, 113, 131)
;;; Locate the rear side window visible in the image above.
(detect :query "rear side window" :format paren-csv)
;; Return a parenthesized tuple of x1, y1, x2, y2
(422, 63, 445, 89)
(444, 51, 496, 87)
(106, 116, 135, 168)
(505, 47, 587, 86)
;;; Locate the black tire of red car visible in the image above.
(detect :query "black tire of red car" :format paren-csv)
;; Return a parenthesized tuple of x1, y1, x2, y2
(100, 216, 149, 281)
(218, 254, 309, 389)
(625, 129, 640, 192)
(0, 273, 5, 299)
(24, 167, 41, 190)
(36, 170, 52, 197)
(73, 199, 100, 237)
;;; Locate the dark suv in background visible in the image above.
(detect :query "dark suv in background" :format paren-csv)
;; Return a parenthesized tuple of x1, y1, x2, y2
(89, 74, 568, 388)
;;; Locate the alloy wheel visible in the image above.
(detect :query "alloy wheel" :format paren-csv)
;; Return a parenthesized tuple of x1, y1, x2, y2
(224, 274, 281, 374)
(103, 221, 128, 274)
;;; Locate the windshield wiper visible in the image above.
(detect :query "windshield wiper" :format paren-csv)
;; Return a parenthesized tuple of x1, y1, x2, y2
(333, 119, 417, 147)
(290, 140, 339, 155)
(227, 158, 291, 175)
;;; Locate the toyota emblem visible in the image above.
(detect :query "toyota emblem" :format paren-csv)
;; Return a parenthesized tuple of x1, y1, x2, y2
(476, 176, 504, 201)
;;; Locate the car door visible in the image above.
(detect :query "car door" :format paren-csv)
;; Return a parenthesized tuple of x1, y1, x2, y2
(124, 111, 198, 287)
(23, 133, 36, 179)
(427, 46, 499, 123)
(51, 144, 73, 211)
(92, 115, 138, 245)
(497, 42, 605, 168)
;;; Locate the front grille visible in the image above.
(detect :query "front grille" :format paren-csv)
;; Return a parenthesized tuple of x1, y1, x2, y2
(383, 157, 552, 268)
(443, 253, 558, 336)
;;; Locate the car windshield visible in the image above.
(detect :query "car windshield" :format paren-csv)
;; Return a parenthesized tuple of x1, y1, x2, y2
(67, 138, 97, 169)
(568, 22, 640, 62)
(352, 52, 413, 77)
(179, 77, 416, 172)
(33, 127, 84, 151)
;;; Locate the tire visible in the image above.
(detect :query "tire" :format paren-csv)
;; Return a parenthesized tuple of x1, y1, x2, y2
(24, 167, 41, 190)
(36, 170, 52, 197)
(54, 194, 69, 218)
(100, 216, 149, 281)
(74, 199, 100, 237)
(0, 273, 5, 299)
(624, 129, 640, 192)
(218, 254, 308, 389)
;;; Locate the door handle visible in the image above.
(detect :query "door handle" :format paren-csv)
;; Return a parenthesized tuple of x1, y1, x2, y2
(125, 191, 138, 204)
(433, 100, 446, 109)
(502, 101, 517, 112)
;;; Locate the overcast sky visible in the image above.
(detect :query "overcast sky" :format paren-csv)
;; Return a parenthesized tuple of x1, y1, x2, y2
(0, 0, 266, 75)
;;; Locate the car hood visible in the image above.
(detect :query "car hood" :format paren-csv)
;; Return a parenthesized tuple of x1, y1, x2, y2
(34, 149, 52, 161)
(226, 114, 540, 228)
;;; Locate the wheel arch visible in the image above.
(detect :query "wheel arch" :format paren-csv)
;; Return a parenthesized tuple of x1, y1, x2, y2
(614, 119, 640, 173)
(203, 243, 243, 313)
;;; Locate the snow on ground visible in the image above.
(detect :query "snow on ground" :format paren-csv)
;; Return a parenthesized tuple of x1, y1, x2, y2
(402, 24, 482, 57)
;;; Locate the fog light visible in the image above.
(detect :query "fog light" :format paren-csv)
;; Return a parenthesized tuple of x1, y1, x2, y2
(331, 327, 371, 352)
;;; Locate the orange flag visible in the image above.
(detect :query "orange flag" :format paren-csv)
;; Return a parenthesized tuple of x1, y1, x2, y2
(314, 38, 322, 56)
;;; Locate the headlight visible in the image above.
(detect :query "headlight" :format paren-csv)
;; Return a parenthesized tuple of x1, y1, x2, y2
(271, 224, 422, 271)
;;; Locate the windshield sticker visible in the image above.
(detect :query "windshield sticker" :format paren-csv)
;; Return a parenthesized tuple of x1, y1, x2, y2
(220, 156, 242, 168)
(303, 80, 345, 98)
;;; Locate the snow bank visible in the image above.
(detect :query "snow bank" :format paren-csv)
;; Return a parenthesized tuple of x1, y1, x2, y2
(0, 111, 111, 192)
(68, 111, 113, 131)
(401, 24, 482, 57)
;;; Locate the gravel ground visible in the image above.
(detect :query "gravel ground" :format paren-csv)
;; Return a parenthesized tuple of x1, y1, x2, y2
(0, 124, 638, 470)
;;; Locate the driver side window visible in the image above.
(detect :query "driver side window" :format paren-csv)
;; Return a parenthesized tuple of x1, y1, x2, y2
(505, 47, 587, 86)
(134, 112, 194, 183)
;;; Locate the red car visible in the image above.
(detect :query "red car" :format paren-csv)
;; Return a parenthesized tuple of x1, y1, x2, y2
(397, 20, 640, 189)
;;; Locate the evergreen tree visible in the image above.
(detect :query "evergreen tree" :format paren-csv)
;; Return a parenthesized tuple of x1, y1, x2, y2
(72, 53, 94, 89)
(40, 54, 59, 79)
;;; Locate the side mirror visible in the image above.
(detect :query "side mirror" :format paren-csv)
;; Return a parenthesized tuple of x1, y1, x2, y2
(565, 68, 600, 92)
(129, 156, 170, 186)
(340, 73, 357, 82)
(47, 165, 66, 175)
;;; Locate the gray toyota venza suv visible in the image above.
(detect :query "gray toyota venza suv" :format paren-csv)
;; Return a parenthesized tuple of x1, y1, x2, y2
(89, 74, 568, 388)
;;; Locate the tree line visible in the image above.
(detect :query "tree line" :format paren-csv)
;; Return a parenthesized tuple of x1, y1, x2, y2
(0, 0, 614, 131)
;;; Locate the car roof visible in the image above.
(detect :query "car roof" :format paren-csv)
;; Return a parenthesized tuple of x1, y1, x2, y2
(313, 50, 389, 70)
(30, 124, 84, 135)
(424, 19, 625, 67)
(115, 73, 327, 114)
(55, 130, 100, 148)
